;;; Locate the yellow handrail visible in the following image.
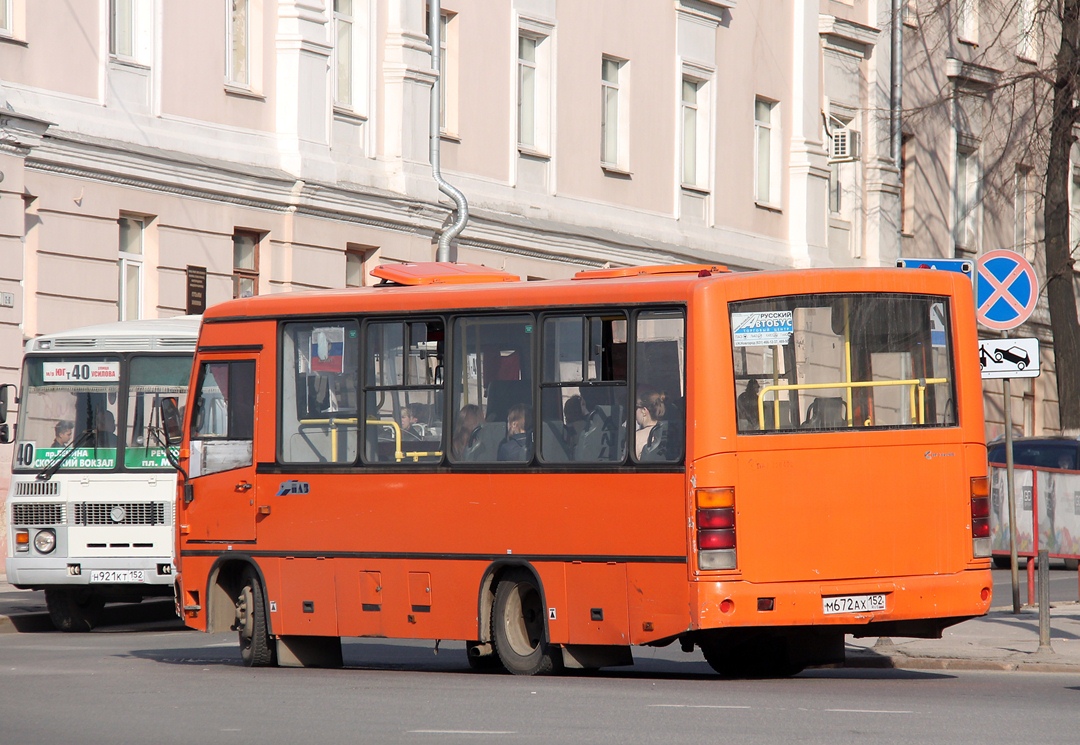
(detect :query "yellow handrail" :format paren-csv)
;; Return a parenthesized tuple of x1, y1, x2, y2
(756, 377, 948, 430)
(298, 417, 444, 462)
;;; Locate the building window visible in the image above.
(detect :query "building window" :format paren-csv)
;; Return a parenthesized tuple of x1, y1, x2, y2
(601, 56, 628, 169)
(1014, 168, 1030, 253)
(1069, 156, 1080, 253)
(681, 76, 709, 190)
(0, 0, 10, 35)
(334, 0, 354, 108)
(954, 146, 980, 254)
(957, 0, 977, 44)
(1017, 0, 1038, 60)
(755, 97, 780, 206)
(109, 0, 134, 59)
(226, 0, 250, 87)
(233, 230, 260, 298)
(901, 134, 915, 235)
(427, 9, 457, 134)
(518, 29, 552, 153)
(118, 216, 144, 322)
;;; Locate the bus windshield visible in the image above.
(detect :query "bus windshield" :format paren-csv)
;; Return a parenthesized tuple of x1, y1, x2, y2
(732, 293, 956, 432)
(13, 354, 191, 473)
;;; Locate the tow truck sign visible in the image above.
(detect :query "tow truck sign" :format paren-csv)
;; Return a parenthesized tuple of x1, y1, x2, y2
(978, 338, 1040, 379)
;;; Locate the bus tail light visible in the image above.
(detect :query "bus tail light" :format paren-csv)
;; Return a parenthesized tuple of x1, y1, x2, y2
(696, 488, 736, 570)
(971, 476, 991, 558)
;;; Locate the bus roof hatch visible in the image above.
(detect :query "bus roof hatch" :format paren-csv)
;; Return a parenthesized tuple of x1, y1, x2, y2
(371, 262, 520, 286)
(572, 264, 729, 280)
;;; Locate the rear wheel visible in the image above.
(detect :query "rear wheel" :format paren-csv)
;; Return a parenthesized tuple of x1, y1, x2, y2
(700, 635, 804, 679)
(45, 588, 105, 632)
(235, 568, 275, 667)
(491, 570, 560, 676)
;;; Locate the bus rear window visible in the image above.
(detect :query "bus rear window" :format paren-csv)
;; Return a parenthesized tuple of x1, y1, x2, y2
(731, 293, 956, 432)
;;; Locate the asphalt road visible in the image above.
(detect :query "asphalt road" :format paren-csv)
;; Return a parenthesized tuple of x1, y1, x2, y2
(992, 565, 1080, 606)
(1, 618, 1077, 745)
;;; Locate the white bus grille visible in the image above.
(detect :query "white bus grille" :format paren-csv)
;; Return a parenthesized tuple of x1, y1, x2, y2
(12, 503, 66, 526)
(14, 481, 61, 496)
(74, 503, 167, 526)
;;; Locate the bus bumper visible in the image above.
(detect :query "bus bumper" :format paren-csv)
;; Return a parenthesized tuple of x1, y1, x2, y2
(6, 556, 175, 591)
(691, 567, 993, 637)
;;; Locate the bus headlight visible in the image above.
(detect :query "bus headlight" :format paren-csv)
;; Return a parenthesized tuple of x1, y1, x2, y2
(33, 529, 57, 554)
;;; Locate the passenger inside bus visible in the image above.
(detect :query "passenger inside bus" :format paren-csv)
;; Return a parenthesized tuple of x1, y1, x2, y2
(497, 403, 532, 462)
(635, 388, 666, 460)
(452, 404, 484, 460)
(737, 378, 760, 428)
(51, 420, 74, 448)
(92, 409, 118, 447)
(563, 395, 587, 451)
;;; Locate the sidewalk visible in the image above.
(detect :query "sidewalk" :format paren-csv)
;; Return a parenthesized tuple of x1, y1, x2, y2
(3, 573, 1079, 672)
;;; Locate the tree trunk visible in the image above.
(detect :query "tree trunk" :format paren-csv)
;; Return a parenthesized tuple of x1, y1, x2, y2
(1045, 0, 1080, 435)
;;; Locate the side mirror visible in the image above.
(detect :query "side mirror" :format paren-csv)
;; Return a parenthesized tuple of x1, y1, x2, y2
(159, 397, 183, 446)
(0, 383, 12, 423)
(0, 423, 10, 445)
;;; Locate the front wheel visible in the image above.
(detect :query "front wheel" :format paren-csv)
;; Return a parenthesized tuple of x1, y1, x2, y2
(235, 568, 275, 667)
(45, 587, 105, 632)
(491, 570, 560, 676)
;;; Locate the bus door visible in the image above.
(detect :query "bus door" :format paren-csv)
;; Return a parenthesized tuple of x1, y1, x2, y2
(183, 355, 258, 543)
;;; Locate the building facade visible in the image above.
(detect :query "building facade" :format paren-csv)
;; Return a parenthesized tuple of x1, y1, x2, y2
(0, 0, 940, 567)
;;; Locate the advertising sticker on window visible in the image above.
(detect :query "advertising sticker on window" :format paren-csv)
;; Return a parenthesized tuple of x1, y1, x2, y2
(731, 311, 793, 347)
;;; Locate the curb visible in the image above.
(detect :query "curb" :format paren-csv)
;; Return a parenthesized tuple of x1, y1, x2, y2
(845, 650, 1080, 674)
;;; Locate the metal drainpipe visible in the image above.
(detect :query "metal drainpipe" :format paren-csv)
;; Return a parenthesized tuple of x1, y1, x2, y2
(430, 0, 468, 262)
(891, 0, 904, 258)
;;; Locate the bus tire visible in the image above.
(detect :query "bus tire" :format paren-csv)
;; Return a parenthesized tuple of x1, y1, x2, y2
(235, 568, 275, 667)
(700, 636, 803, 679)
(45, 587, 105, 632)
(491, 570, 559, 676)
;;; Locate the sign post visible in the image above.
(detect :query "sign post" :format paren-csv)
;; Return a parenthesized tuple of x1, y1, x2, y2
(976, 250, 1038, 615)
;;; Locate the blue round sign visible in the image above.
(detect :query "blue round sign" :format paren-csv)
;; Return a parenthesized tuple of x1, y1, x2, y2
(975, 250, 1038, 331)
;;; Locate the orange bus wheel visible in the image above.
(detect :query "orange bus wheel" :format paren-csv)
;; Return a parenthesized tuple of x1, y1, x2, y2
(491, 569, 560, 676)
(235, 568, 275, 667)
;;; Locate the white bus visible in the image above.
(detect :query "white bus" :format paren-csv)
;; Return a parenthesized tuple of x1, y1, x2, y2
(0, 317, 199, 631)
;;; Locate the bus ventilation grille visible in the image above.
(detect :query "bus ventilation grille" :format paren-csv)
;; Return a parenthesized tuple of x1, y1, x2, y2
(74, 502, 167, 526)
(14, 481, 60, 497)
(12, 503, 66, 526)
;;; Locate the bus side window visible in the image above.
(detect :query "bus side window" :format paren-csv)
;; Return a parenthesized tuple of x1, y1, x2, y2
(189, 360, 255, 477)
(634, 310, 685, 463)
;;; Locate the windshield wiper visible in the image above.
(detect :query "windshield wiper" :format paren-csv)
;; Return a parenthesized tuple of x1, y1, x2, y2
(36, 428, 96, 482)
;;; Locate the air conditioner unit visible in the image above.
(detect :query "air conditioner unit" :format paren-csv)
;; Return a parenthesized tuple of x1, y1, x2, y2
(829, 128, 860, 162)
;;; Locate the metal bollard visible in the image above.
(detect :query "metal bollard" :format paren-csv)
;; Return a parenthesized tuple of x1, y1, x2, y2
(1037, 549, 1052, 653)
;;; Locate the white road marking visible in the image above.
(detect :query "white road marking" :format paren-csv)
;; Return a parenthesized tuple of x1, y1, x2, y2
(408, 731, 517, 735)
(824, 709, 912, 714)
(649, 704, 752, 709)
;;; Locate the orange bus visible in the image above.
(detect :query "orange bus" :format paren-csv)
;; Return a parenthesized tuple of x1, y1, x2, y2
(163, 262, 992, 676)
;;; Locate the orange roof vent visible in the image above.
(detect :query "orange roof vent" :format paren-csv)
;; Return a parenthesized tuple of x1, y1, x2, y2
(572, 263, 729, 280)
(371, 262, 520, 286)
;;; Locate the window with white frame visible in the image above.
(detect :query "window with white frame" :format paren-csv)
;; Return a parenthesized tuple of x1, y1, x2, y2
(118, 216, 144, 322)
(957, 0, 977, 43)
(334, 0, 354, 108)
(901, 134, 915, 234)
(427, 9, 457, 134)
(681, 76, 710, 190)
(0, 0, 10, 35)
(226, 0, 250, 87)
(1017, 0, 1038, 60)
(518, 28, 552, 154)
(954, 146, 980, 253)
(110, 0, 134, 58)
(601, 56, 629, 169)
(1014, 168, 1030, 253)
(754, 97, 781, 206)
(1070, 160, 1080, 253)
